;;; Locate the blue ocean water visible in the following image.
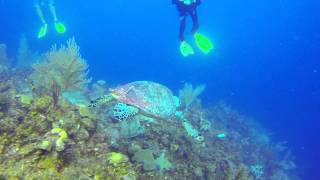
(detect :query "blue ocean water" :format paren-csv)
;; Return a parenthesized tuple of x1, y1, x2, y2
(0, 0, 319, 179)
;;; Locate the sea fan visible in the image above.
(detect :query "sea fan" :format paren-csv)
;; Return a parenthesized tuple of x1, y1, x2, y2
(31, 38, 91, 96)
(178, 83, 206, 109)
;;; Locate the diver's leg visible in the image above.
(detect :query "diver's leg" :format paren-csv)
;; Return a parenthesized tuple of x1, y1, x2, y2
(190, 9, 199, 34)
(192, 8, 213, 54)
(34, 2, 46, 24)
(176, 6, 194, 56)
(179, 15, 187, 41)
(49, 0, 66, 34)
(48, 0, 58, 21)
(34, 1, 48, 38)
(179, 14, 194, 56)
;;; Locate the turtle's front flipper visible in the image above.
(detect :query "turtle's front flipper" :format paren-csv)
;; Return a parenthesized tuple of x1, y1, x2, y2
(112, 103, 139, 121)
(88, 95, 114, 108)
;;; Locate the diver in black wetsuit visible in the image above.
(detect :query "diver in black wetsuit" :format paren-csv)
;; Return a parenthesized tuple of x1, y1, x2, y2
(172, 0, 201, 42)
(172, 0, 213, 57)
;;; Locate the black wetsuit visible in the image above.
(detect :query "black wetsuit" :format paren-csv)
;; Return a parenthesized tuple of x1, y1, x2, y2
(172, 0, 202, 41)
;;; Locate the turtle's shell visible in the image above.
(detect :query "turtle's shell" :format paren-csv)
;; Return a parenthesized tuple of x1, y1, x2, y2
(111, 81, 176, 119)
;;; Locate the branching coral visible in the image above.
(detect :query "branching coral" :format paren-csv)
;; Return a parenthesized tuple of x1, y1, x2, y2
(31, 38, 90, 98)
(178, 83, 206, 109)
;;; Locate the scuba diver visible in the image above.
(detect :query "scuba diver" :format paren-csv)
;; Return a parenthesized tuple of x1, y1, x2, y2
(34, 0, 66, 39)
(172, 0, 213, 57)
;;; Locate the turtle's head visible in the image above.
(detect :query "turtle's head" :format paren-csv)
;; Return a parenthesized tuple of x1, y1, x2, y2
(110, 87, 127, 102)
(109, 84, 135, 104)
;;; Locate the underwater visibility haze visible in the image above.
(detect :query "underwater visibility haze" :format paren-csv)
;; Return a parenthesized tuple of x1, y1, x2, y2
(0, 0, 319, 179)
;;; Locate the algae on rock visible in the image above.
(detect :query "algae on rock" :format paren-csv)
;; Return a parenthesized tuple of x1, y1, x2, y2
(133, 148, 172, 172)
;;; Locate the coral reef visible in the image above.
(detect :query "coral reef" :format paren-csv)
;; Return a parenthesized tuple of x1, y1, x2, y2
(182, 119, 204, 141)
(132, 148, 172, 172)
(106, 152, 129, 166)
(119, 117, 144, 138)
(89, 80, 109, 100)
(0, 39, 300, 179)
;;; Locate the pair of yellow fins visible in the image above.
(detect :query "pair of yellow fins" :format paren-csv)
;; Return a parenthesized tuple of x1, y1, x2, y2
(38, 21, 66, 39)
(180, 32, 214, 57)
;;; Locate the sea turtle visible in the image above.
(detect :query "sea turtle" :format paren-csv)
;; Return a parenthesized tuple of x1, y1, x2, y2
(89, 81, 179, 121)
